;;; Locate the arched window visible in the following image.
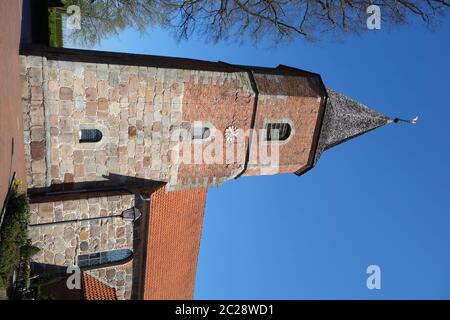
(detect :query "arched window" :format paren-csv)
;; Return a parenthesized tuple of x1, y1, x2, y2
(79, 129, 103, 143)
(265, 123, 291, 141)
(77, 249, 133, 269)
(192, 127, 211, 140)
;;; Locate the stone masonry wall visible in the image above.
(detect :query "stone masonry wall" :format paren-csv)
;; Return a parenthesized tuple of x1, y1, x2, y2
(20, 55, 259, 191)
(28, 194, 134, 300)
(21, 55, 183, 189)
(21, 56, 48, 188)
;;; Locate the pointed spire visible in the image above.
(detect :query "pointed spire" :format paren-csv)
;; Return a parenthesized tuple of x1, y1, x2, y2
(313, 88, 390, 165)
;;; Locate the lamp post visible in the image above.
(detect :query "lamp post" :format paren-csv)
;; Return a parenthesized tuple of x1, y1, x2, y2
(28, 206, 142, 228)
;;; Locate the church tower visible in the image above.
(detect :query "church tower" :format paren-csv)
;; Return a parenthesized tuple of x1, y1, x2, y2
(19, 45, 416, 300)
(21, 47, 404, 197)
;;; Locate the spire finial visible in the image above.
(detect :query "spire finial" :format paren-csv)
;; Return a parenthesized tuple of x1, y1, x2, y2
(389, 116, 419, 125)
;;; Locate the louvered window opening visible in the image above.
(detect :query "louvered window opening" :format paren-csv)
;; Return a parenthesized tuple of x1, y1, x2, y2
(79, 129, 103, 143)
(265, 123, 291, 141)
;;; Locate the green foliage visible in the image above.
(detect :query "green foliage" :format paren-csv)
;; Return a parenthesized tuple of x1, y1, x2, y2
(21, 243, 41, 259)
(48, 7, 64, 47)
(14, 261, 31, 296)
(0, 190, 31, 289)
(12, 240, 41, 298)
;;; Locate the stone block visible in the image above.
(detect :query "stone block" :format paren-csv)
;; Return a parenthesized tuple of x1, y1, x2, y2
(85, 87, 97, 101)
(30, 141, 45, 160)
(29, 67, 42, 86)
(60, 69, 74, 87)
(60, 100, 74, 116)
(64, 173, 74, 183)
(73, 79, 85, 96)
(86, 101, 97, 116)
(85, 70, 96, 87)
(31, 86, 43, 101)
(38, 202, 54, 220)
(98, 80, 109, 98)
(60, 87, 73, 100)
(30, 104, 44, 125)
(31, 126, 45, 141)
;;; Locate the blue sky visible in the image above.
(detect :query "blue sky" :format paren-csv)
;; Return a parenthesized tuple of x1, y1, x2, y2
(71, 13, 450, 299)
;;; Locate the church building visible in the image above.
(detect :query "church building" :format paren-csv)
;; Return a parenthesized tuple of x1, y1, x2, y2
(20, 44, 398, 299)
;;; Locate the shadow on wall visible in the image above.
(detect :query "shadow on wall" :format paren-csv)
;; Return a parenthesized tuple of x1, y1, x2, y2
(28, 173, 166, 203)
(32, 262, 68, 277)
(31, 262, 82, 300)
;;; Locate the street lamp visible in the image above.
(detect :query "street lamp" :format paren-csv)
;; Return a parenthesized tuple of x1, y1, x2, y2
(28, 206, 142, 228)
(120, 206, 142, 222)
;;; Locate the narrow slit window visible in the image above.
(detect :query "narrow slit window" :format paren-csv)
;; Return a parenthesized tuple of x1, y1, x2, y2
(79, 129, 103, 143)
(77, 249, 133, 269)
(192, 127, 211, 140)
(265, 123, 291, 141)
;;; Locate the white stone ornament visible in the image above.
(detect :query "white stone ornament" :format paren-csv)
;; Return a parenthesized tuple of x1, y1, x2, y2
(225, 126, 239, 143)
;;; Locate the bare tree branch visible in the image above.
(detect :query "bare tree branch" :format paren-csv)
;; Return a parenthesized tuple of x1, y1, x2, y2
(60, 0, 450, 46)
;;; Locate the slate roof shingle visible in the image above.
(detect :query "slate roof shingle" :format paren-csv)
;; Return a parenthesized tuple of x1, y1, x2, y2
(314, 88, 390, 164)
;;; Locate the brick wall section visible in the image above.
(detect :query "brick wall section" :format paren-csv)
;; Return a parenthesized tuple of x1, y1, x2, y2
(176, 72, 254, 188)
(144, 187, 207, 300)
(244, 73, 323, 176)
(28, 194, 134, 299)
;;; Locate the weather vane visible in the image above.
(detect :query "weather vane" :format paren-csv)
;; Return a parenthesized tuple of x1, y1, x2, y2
(389, 116, 419, 125)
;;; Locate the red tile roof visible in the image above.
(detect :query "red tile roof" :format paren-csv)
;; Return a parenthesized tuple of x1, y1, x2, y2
(82, 273, 118, 300)
(143, 187, 207, 299)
